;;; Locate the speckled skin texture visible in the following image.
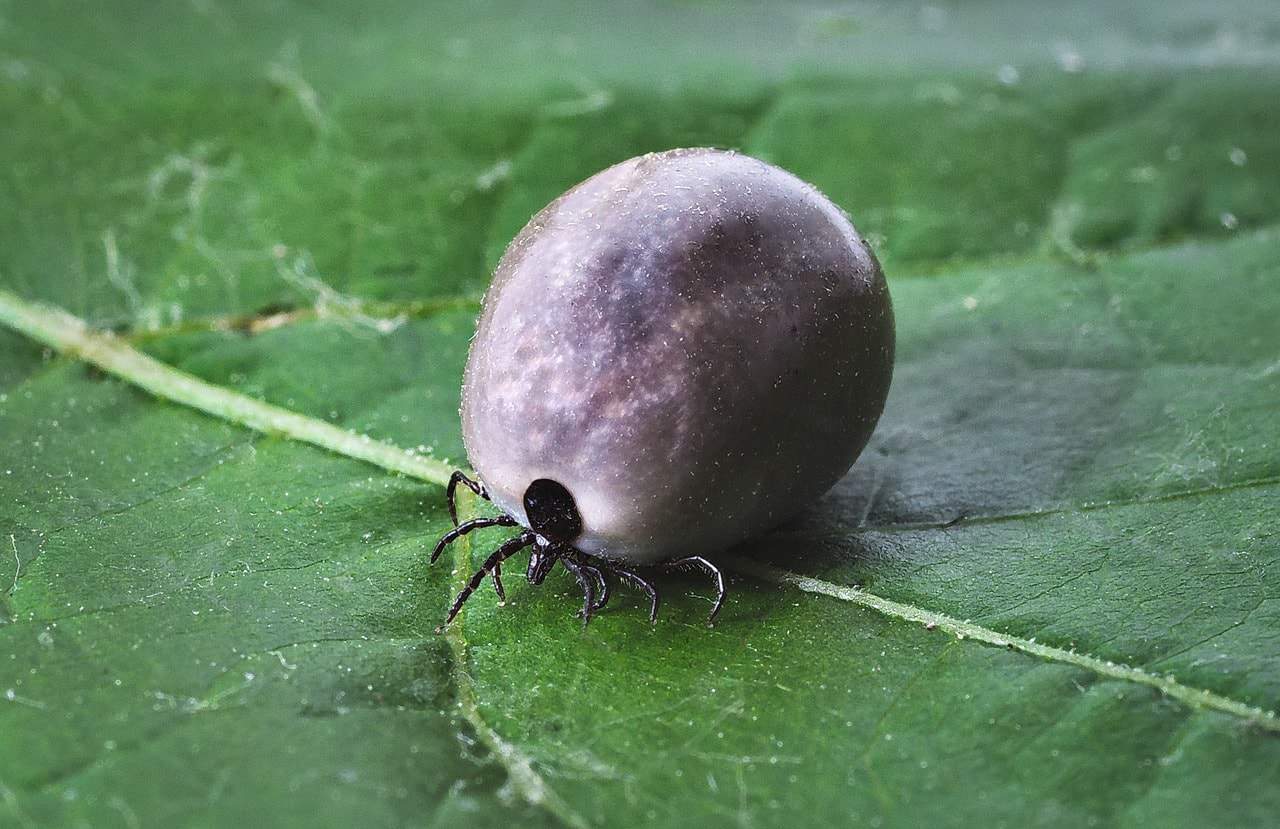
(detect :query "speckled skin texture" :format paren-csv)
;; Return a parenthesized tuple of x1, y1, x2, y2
(462, 148, 893, 564)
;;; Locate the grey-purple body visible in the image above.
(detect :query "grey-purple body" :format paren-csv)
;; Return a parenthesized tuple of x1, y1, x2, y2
(462, 148, 894, 565)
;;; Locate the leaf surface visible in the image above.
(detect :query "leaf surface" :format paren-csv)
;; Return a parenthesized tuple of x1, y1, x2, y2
(3, 2, 1280, 827)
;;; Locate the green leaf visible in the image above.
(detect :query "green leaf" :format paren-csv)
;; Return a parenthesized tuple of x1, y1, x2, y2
(4, 2, 1280, 827)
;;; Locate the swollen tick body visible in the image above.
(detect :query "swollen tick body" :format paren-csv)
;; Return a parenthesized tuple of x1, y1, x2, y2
(432, 148, 894, 629)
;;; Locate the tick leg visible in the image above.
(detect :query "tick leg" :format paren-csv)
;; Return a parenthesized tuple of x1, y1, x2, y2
(491, 563, 506, 603)
(430, 515, 516, 563)
(438, 533, 534, 631)
(661, 556, 726, 625)
(446, 470, 490, 527)
(582, 563, 610, 611)
(563, 550, 609, 613)
(614, 567, 660, 624)
(560, 558, 598, 627)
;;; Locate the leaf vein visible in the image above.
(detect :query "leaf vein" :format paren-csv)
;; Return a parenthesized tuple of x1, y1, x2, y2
(2, 290, 1277, 738)
(726, 556, 1280, 733)
(445, 497, 590, 829)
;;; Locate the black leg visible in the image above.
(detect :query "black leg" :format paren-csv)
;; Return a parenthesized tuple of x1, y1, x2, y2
(661, 556, 726, 625)
(565, 552, 609, 611)
(430, 515, 516, 563)
(438, 533, 535, 631)
(560, 557, 597, 627)
(446, 470, 489, 527)
(492, 563, 506, 603)
(582, 564, 610, 612)
(614, 567, 660, 624)
(565, 551, 610, 612)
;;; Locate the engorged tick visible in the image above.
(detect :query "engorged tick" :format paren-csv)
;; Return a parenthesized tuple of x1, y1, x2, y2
(431, 148, 894, 629)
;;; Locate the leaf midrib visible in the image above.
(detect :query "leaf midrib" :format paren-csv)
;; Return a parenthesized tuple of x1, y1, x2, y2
(727, 557, 1280, 732)
(1, 290, 1276, 767)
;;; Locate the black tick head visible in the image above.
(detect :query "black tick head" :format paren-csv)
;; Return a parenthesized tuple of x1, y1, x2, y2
(522, 478, 582, 546)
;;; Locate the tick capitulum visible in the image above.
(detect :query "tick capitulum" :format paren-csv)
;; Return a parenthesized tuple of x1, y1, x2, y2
(431, 471, 725, 630)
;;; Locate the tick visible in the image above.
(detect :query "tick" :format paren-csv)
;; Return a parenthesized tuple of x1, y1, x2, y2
(432, 148, 894, 629)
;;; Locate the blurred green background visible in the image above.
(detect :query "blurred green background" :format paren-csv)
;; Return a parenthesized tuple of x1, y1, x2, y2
(3, 2, 1280, 827)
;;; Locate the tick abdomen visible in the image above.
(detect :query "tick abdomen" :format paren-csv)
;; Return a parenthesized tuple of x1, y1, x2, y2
(463, 148, 893, 564)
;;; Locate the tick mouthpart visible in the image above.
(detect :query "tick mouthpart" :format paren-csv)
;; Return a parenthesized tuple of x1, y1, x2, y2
(526, 542, 559, 585)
